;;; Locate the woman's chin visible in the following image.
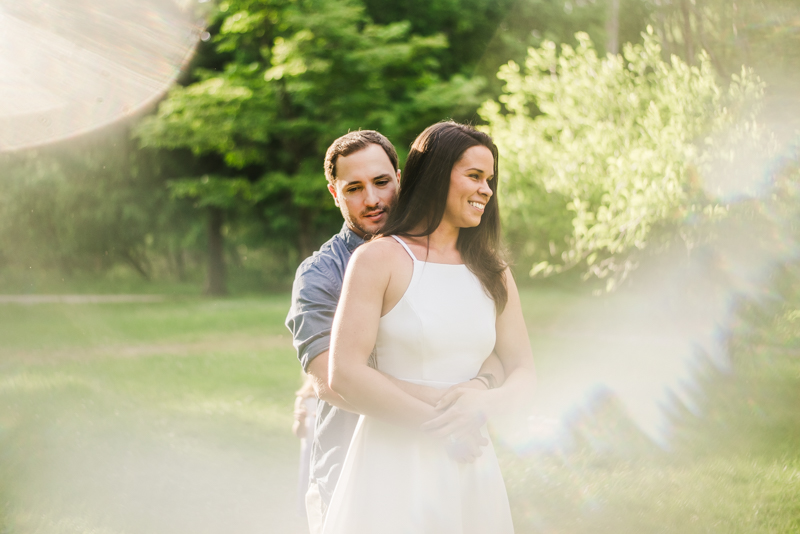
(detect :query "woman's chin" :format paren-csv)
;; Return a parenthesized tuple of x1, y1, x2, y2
(459, 219, 482, 229)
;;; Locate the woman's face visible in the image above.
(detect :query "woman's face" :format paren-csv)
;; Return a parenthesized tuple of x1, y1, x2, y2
(442, 145, 494, 230)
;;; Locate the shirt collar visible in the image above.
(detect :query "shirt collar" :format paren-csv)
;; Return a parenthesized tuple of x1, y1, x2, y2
(339, 222, 365, 253)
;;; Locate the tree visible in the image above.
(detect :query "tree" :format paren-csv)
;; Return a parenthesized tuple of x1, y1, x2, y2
(471, 0, 654, 95)
(481, 29, 769, 290)
(0, 127, 191, 284)
(361, 0, 517, 77)
(649, 0, 800, 151)
(135, 0, 486, 294)
(649, 0, 800, 77)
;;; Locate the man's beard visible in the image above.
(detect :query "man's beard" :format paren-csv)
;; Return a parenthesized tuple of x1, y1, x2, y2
(348, 202, 393, 238)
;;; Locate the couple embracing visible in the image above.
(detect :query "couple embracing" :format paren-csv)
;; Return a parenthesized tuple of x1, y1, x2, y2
(286, 122, 536, 534)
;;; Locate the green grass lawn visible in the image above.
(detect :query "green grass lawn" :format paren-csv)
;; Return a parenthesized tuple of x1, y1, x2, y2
(0, 286, 798, 533)
(0, 295, 305, 534)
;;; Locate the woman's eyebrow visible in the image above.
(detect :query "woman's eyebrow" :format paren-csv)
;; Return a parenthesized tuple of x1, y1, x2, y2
(465, 167, 494, 178)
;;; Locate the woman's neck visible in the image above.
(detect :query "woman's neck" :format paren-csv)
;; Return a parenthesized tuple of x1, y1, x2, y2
(406, 221, 460, 259)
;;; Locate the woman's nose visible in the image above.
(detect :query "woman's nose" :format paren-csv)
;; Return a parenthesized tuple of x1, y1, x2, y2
(479, 179, 493, 198)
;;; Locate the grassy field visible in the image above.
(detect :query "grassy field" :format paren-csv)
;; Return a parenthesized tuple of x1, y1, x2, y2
(0, 285, 798, 533)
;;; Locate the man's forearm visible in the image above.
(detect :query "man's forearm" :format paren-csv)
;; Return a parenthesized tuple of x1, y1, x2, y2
(383, 374, 444, 406)
(389, 351, 507, 406)
(308, 349, 502, 412)
(306, 350, 360, 413)
(308, 370, 360, 413)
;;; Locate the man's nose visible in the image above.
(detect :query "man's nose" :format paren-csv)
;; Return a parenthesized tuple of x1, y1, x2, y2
(364, 184, 380, 206)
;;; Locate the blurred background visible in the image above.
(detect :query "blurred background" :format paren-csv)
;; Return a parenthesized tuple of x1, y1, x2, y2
(1, 0, 799, 532)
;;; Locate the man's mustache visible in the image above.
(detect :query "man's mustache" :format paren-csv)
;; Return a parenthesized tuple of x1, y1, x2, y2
(361, 207, 387, 217)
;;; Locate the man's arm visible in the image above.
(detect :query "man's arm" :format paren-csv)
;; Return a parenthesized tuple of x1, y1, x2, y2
(289, 254, 503, 410)
(306, 349, 453, 409)
(306, 350, 359, 412)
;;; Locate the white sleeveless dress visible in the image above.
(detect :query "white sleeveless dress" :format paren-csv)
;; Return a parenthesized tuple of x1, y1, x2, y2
(322, 236, 514, 534)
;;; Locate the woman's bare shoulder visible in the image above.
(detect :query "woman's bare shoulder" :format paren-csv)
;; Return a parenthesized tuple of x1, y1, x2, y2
(353, 237, 405, 260)
(352, 236, 408, 264)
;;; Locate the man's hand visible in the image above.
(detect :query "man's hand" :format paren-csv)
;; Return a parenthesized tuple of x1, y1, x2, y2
(443, 426, 488, 463)
(292, 401, 308, 438)
(421, 387, 489, 439)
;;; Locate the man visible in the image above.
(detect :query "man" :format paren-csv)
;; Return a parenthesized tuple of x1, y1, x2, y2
(285, 130, 503, 533)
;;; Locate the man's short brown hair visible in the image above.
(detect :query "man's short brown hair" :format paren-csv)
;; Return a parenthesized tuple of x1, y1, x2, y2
(324, 130, 399, 184)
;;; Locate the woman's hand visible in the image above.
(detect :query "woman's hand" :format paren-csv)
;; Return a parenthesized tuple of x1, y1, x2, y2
(421, 387, 489, 438)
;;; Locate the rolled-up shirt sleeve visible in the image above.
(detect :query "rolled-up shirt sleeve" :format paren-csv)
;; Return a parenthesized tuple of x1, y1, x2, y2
(286, 262, 340, 372)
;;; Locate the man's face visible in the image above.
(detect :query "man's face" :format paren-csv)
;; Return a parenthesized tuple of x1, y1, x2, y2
(328, 143, 400, 238)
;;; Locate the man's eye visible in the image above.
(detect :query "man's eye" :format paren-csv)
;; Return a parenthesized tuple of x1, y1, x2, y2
(376, 180, 389, 186)
(346, 187, 360, 193)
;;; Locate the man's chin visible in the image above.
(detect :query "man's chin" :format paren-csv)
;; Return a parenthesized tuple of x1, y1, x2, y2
(353, 220, 385, 237)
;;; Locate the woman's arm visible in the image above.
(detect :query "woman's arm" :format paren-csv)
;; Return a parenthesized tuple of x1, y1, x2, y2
(421, 268, 536, 436)
(328, 242, 438, 428)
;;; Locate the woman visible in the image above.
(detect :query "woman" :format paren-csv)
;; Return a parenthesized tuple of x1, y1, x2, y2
(324, 122, 536, 533)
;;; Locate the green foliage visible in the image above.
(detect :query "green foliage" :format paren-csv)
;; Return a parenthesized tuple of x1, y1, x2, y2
(362, 0, 517, 77)
(473, 0, 654, 95)
(650, 0, 800, 79)
(0, 135, 183, 280)
(482, 29, 767, 289)
(168, 175, 254, 209)
(134, 0, 487, 257)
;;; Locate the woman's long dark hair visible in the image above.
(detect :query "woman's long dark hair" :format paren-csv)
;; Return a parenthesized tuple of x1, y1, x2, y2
(380, 121, 508, 312)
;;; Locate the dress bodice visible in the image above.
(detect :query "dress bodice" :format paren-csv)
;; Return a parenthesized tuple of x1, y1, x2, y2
(374, 236, 497, 387)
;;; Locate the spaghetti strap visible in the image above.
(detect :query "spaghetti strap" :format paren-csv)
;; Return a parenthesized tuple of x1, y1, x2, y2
(390, 235, 417, 261)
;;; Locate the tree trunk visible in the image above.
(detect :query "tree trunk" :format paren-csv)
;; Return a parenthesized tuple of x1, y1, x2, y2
(680, 0, 694, 64)
(655, 6, 671, 58)
(121, 249, 151, 280)
(605, 0, 620, 55)
(205, 207, 227, 296)
(173, 244, 186, 282)
(694, 0, 724, 75)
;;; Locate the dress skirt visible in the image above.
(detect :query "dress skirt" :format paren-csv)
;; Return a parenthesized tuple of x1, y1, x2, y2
(321, 414, 514, 534)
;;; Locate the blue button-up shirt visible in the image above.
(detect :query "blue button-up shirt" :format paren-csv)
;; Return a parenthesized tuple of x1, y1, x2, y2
(285, 222, 364, 507)
(286, 223, 364, 371)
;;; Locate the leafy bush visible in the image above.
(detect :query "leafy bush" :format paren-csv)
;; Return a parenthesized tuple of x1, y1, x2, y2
(482, 29, 769, 289)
